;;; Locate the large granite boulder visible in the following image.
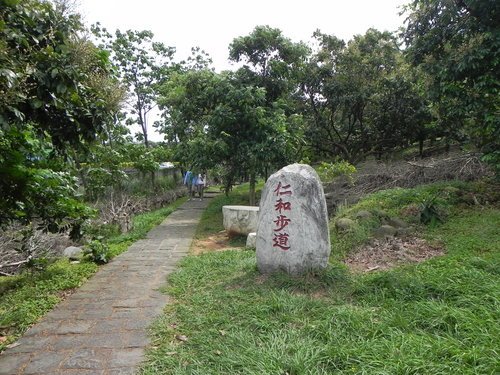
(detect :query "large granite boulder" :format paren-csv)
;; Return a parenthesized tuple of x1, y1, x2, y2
(256, 164, 331, 275)
(222, 205, 259, 235)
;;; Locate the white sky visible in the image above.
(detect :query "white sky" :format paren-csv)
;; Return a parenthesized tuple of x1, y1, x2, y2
(77, 0, 409, 140)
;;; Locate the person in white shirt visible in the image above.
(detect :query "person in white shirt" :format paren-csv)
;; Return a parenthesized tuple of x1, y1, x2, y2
(196, 173, 206, 200)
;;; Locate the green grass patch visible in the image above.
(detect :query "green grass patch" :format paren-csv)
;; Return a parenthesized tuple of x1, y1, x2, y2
(330, 180, 498, 260)
(0, 196, 187, 351)
(0, 260, 97, 351)
(195, 183, 262, 239)
(142, 184, 499, 374)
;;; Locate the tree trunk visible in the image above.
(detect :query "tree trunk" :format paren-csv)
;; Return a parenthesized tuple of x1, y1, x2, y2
(249, 172, 256, 206)
(150, 171, 155, 190)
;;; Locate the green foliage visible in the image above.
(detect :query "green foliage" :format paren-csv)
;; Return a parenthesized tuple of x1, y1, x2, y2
(229, 25, 310, 104)
(0, 126, 95, 236)
(92, 25, 175, 147)
(403, 0, 500, 167)
(481, 150, 500, 178)
(0, 0, 123, 231)
(83, 239, 110, 264)
(159, 68, 298, 204)
(316, 160, 356, 184)
(79, 143, 174, 200)
(142, 205, 499, 374)
(0, 0, 121, 149)
(301, 29, 430, 162)
(419, 195, 444, 225)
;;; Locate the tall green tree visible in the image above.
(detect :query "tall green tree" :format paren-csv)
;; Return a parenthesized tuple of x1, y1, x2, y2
(0, 0, 123, 233)
(159, 69, 297, 205)
(403, 0, 500, 166)
(92, 26, 176, 148)
(300, 29, 428, 161)
(228, 26, 309, 191)
(229, 25, 310, 105)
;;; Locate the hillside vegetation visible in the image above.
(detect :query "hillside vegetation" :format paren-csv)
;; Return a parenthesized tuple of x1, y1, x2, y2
(141, 175, 499, 374)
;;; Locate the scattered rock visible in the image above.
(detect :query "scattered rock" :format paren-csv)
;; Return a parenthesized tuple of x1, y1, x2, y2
(373, 209, 390, 220)
(335, 218, 356, 232)
(175, 334, 188, 342)
(62, 246, 83, 260)
(396, 226, 417, 237)
(246, 232, 256, 248)
(355, 210, 372, 220)
(374, 225, 397, 238)
(386, 217, 408, 228)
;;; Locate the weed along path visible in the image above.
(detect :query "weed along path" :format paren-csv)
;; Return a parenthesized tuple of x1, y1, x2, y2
(0, 194, 215, 374)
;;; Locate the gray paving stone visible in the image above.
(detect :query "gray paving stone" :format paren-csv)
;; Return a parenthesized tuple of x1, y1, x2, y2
(87, 333, 125, 349)
(7, 335, 53, 353)
(0, 197, 212, 374)
(51, 334, 91, 351)
(107, 368, 136, 375)
(79, 308, 113, 320)
(23, 321, 61, 337)
(111, 299, 142, 308)
(111, 308, 142, 319)
(24, 351, 67, 374)
(124, 332, 149, 348)
(55, 370, 105, 375)
(55, 321, 94, 334)
(0, 353, 31, 375)
(108, 348, 145, 368)
(60, 348, 109, 370)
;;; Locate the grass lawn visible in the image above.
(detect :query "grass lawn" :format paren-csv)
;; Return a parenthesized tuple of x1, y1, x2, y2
(0, 196, 187, 352)
(142, 182, 499, 374)
(194, 183, 263, 248)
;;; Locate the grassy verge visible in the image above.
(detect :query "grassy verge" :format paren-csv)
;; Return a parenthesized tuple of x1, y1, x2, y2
(142, 182, 499, 374)
(330, 180, 498, 260)
(0, 260, 97, 351)
(0, 196, 187, 351)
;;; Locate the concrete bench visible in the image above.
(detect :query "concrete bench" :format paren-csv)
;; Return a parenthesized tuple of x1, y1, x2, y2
(222, 205, 259, 235)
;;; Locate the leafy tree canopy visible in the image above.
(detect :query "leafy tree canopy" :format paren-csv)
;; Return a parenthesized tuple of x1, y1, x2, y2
(403, 0, 500, 164)
(0, 0, 123, 233)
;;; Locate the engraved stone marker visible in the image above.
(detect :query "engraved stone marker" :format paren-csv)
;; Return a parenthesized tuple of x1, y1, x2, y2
(256, 163, 331, 274)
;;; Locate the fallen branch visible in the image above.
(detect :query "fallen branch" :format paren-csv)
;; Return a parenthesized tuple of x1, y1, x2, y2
(407, 161, 434, 168)
(0, 257, 32, 270)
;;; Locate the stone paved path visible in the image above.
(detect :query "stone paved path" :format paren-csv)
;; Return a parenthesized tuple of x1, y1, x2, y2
(0, 195, 213, 374)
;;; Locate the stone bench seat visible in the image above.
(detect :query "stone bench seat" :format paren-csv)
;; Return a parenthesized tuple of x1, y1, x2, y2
(222, 205, 259, 235)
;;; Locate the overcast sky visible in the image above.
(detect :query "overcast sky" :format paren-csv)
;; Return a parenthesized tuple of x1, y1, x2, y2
(77, 0, 409, 140)
(79, 0, 409, 71)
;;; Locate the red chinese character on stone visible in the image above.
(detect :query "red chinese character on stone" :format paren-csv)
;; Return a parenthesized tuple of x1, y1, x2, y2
(273, 182, 292, 197)
(274, 198, 291, 214)
(274, 215, 291, 231)
(273, 232, 290, 250)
